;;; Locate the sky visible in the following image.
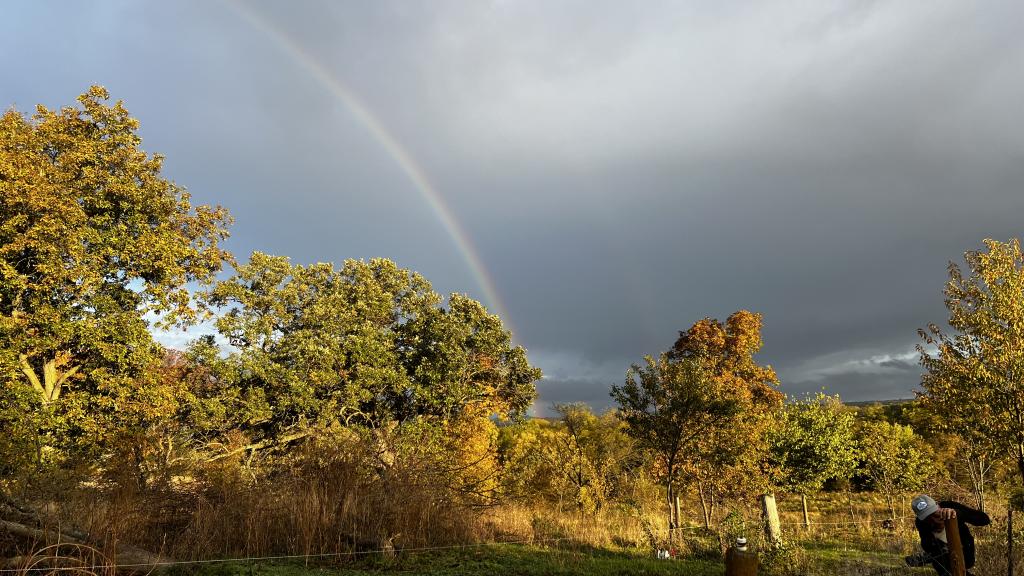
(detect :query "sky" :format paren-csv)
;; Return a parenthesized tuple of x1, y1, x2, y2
(4, 1, 1024, 414)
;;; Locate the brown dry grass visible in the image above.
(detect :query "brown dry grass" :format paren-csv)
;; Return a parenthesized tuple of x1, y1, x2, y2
(9, 465, 1019, 576)
(4, 543, 118, 576)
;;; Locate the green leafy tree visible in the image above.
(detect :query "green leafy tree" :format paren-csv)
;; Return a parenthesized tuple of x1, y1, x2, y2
(894, 400, 997, 513)
(498, 418, 565, 503)
(499, 413, 643, 509)
(769, 393, 858, 527)
(919, 238, 1024, 490)
(857, 420, 931, 520)
(611, 355, 739, 540)
(559, 404, 642, 510)
(0, 87, 231, 471)
(946, 433, 998, 513)
(197, 252, 540, 464)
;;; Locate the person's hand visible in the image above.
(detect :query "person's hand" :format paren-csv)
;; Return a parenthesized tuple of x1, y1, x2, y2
(936, 508, 957, 521)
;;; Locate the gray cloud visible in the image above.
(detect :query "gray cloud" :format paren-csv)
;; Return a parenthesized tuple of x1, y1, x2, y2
(535, 379, 620, 418)
(4, 0, 1023, 410)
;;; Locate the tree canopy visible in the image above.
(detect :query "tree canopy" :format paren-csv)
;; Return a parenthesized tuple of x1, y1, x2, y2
(0, 86, 232, 465)
(611, 353, 739, 535)
(192, 252, 541, 459)
(769, 393, 857, 495)
(857, 420, 931, 519)
(919, 238, 1024, 486)
(669, 311, 783, 524)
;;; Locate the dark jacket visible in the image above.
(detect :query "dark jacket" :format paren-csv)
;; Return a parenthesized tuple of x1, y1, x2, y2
(915, 500, 990, 574)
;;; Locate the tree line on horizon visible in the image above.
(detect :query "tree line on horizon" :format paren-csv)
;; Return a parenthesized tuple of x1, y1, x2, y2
(3, 88, 1024, 569)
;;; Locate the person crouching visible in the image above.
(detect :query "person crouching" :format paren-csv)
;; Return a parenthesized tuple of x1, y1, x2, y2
(906, 494, 990, 575)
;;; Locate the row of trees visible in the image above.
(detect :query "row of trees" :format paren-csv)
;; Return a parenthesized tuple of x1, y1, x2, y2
(0, 88, 541, 517)
(4, 87, 1024, 560)
(596, 311, 936, 533)
(600, 237, 1024, 536)
(497, 393, 939, 523)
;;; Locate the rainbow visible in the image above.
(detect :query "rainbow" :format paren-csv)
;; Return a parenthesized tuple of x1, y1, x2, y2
(223, 0, 513, 333)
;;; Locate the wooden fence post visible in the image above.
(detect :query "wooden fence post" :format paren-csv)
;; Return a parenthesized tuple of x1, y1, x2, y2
(760, 493, 782, 548)
(1009, 508, 1014, 576)
(725, 537, 758, 576)
(945, 516, 966, 576)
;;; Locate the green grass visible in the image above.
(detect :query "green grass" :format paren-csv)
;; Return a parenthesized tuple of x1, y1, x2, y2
(800, 539, 933, 575)
(168, 544, 724, 576)
(161, 534, 944, 576)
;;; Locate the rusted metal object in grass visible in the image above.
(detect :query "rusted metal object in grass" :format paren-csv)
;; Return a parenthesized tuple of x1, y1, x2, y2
(725, 537, 758, 575)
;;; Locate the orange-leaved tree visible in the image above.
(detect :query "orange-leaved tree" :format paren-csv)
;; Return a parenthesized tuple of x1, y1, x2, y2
(669, 311, 783, 529)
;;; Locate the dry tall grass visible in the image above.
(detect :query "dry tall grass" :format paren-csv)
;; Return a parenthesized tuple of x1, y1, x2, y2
(11, 433, 491, 566)
(7, 460, 1019, 576)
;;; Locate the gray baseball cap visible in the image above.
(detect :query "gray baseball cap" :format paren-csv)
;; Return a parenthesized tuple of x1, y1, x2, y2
(911, 495, 939, 520)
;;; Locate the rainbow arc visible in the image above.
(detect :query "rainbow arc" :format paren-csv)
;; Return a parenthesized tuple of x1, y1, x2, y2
(224, 0, 512, 333)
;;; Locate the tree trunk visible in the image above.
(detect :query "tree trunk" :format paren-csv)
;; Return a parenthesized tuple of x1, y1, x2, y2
(698, 480, 712, 529)
(0, 520, 166, 572)
(666, 470, 675, 546)
(709, 493, 717, 529)
(967, 451, 988, 513)
(19, 353, 79, 405)
(1017, 443, 1024, 493)
(133, 443, 148, 492)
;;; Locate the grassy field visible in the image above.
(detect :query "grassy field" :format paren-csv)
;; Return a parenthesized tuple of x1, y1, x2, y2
(162, 539, 937, 576)
(153, 491, 1007, 576)
(169, 545, 724, 576)
(12, 492, 1009, 575)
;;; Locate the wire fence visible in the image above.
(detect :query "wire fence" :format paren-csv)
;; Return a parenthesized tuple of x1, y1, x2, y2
(0, 536, 577, 573)
(1, 506, 1015, 575)
(0, 526, 918, 575)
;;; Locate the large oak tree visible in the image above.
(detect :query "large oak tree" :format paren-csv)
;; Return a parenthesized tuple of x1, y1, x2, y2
(193, 252, 541, 465)
(0, 87, 231, 467)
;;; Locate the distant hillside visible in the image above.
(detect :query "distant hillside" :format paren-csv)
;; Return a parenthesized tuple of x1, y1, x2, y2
(843, 398, 915, 407)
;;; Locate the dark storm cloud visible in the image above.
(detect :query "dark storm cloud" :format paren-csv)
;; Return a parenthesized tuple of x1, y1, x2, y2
(4, 1, 1023, 412)
(536, 379, 620, 416)
(790, 370, 920, 404)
